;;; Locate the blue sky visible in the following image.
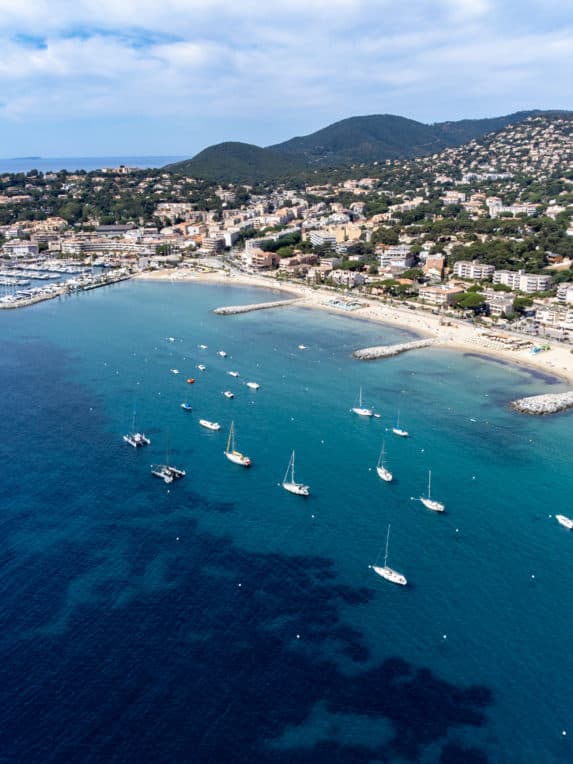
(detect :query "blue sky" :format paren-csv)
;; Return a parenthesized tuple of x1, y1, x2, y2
(0, 0, 571, 157)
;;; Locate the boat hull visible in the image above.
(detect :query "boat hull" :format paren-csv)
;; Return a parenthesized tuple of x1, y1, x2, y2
(372, 565, 407, 586)
(199, 420, 221, 431)
(282, 481, 310, 496)
(556, 514, 573, 529)
(420, 497, 445, 512)
(351, 407, 373, 417)
(376, 466, 393, 482)
(225, 451, 251, 467)
(392, 428, 409, 438)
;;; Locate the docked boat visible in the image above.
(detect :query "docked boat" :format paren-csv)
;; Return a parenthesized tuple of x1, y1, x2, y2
(282, 450, 310, 496)
(392, 410, 409, 438)
(224, 421, 251, 467)
(199, 419, 221, 431)
(419, 470, 445, 512)
(223, 391, 235, 399)
(197, 364, 206, 371)
(187, 377, 196, 384)
(246, 381, 260, 390)
(228, 371, 240, 378)
(351, 386, 374, 417)
(123, 409, 151, 447)
(180, 402, 192, 411)
(371, 524, 407, 586)
(376, 442, 393, 482)
(556, 514, 573, 530)
(217, 350, 227, 358)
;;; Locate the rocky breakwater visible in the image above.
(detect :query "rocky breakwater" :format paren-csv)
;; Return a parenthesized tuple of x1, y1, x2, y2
(352, 338, 437, 360)
(213, 298, 301, 315)
(510, 391, 573, 415)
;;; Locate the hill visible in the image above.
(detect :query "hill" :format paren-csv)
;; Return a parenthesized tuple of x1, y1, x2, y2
(164, 142, 305, 183)
(269, 111, 542, 165)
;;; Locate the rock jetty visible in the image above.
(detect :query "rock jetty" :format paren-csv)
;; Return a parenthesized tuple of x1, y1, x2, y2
(213, 298, 301, 315)
(352, 338, 437, 360)
(510, 391, 573, 415)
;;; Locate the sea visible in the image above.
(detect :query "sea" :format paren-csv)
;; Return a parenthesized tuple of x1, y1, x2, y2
(1, 279, 572, 763)
(0, 156, 186, 174)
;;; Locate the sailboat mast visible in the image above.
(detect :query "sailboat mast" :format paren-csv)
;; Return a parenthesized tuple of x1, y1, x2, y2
(384, 524, 391, 567)
(291, 450, 295, 482)
(428, 470, 432, 499)
(227, 422, 234, 452)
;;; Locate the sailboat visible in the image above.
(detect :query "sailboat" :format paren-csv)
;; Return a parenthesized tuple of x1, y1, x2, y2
(351, 386, 374, 417)
(123, 407, 151, 447)
(371, 524, 407, 585)
(282, 450, 310, 496)
(419, 470, 445, 512)
(151, 433, 186, 483)
(392, 410, 409, 438)
(376, 442, 393, 482)
(224, 421, 252, 467)
(556, 514, 573, 530)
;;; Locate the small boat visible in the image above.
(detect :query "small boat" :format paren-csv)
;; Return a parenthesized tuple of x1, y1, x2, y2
(186, 378, 196, 384)
(246, 381, 260, 390)
(217, 350, 227, 358)
(199, 419, 221, 431)
(228, 371, 240, 378)
(298, 344, 307, 350)
(281, 450, 310, 496)
(392, 410, 409, 438)
(170, 368, 180, 375)
(199, 344, 208, 349)
(376, 442, 393, 482)
(180, 402, 192, 411)
(556, 514, 573, 530)
(351, 386, 373, 417)
(197, 364, 206, 371)
(123, 408, 151, 447)
(371, 524, 407, 586)
(224, 421, 251, 467)
(419, 470, 445, 512)
(223, 391, 235, 399)
(151, 434, 186, 483)
(167, 337, 175, 343)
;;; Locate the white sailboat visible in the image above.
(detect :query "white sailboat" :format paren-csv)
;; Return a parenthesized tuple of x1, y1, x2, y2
(224, 421, 252, 467)
(392, 410, 409, 438)
(351, 386, 374, 417)
(371, 524, 407, 586)
(123, 407, 151, 448)
(376, 442, 393, 482)
(556, 514, 573, 530)
(282, 450, 310, 496)
(419, 470, 445, 512)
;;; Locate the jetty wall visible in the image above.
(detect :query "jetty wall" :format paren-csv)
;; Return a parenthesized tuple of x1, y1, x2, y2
(213, 298, 301, 315)
(510, 391, 573, 415)
(352, 338, 437, 360)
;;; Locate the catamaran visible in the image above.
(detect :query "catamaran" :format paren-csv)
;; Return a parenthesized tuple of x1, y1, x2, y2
(372, 524, 407, 586)
(281, 450, 310, 496)
(123, 408, 151, 448)
(376, 442, 393, 482)
(556, 514, 573, 530)
(419, 470, 445, 512)
(351, 386, 374, 417)
(224, 421, 251, 467)
(151, 434, 186, 483)
(392, 410, 409, 438)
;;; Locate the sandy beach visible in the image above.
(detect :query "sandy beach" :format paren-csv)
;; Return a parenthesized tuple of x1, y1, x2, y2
(136, 268, 573, 386)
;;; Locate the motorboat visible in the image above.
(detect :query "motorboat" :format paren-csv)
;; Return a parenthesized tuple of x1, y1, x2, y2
(199, 419, 221, 431)
(223, 391, 235, 399)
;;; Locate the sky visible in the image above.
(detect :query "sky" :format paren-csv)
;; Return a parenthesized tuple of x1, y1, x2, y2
(0, 0, 571, 158)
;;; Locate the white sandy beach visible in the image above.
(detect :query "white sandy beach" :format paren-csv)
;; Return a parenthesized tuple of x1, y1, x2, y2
(136, 268, 573, 386)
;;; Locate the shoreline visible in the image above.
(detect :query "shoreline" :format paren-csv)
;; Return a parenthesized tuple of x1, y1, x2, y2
(135, 269, 573, 386)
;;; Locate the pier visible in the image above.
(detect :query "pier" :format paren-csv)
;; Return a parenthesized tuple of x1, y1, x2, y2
(213, 298, 301, 315)
(352, 338, 437, 360)
(510, 391, 573, 415)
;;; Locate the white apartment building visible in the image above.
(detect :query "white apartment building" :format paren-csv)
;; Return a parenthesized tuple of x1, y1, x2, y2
(493, 269, 552, 293)
(2, 240, 39, 258)
(418, 284, 465, 306)
(309, 231, 337, 249)
(556, 283, 573, 304)
(453, 260, 495, 279)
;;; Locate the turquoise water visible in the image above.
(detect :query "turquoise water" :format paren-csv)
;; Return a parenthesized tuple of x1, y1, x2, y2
(1, 280, 572, 763)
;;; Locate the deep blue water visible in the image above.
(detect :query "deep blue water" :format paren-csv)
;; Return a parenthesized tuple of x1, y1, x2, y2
(1, 280, 572, 763)
(0, 156, 186, 174)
